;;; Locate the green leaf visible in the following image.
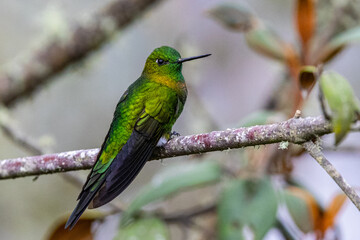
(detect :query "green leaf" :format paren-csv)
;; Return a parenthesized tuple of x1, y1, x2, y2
(218, 178, 278, 240)
(208, 4, 255, 32)
(319, 27, 360, 63)
(209, 4, 288, 61)
(121, 161, 221, 225)
(245, 23, 287, 61)
(283, 188, 316, 233)
(320, 71, 359, 145)
(115, 217, 169, 240)
(328, 26, 360, 49)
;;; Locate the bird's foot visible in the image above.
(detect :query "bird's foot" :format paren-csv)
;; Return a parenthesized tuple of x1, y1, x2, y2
(169, 131, 180, 139)
(156, 131, 181, 147)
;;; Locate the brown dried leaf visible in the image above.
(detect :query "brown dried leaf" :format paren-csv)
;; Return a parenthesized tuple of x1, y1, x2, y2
(322, 193, 347, 232)
(295, 0, 315, 59)
(299, 66, 317, 90)
(298, 65, 321, 99)
(47, 218, 95, 240)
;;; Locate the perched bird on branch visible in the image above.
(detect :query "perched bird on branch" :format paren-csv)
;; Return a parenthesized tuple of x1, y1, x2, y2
(65, 46, 211, 229)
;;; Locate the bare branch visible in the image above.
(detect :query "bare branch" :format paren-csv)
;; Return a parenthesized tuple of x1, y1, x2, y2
(0, 0, 163, 106)
(0, 116, 333, 179)
(302, 141, 360, 211)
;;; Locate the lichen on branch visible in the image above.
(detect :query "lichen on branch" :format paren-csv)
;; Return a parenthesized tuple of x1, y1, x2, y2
(0, 116, 331, 179)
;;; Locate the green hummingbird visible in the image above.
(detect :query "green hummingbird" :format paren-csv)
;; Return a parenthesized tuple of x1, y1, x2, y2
(65, 46, 211, 229)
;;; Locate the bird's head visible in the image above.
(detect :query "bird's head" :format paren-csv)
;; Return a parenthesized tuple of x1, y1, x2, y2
(142, 46, 210, 79)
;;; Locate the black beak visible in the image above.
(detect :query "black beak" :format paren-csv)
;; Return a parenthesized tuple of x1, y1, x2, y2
(177, 54, 211, 63)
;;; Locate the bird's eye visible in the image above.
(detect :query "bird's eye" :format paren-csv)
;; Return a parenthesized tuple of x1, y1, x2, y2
(156, 58, 166, 66)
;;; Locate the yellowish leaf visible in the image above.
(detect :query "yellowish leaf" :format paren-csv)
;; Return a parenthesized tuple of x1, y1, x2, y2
(320, 71, 359, 145)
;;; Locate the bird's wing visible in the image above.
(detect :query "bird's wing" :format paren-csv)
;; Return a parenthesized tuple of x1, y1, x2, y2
(65, 102, 166, 229)
(90, 110, 164, 207)
(65, 90, 130, 230)
(76, 89, 131, 201)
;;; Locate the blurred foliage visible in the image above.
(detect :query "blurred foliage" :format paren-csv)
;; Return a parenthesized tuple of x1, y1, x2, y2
(284, 186, 319, 233)
(320, 71, 360, 145)
(284, 186, 347, 239)
(207, 3, 254, 32)
(121, 161, 221, 226)
(115, 218, 169, 240)
(237, 110, 283, 127)
(209, 4, 288, 62)
(218, 178, 277, 240)
(207, 0, 358, 239)
(317, 26, 360, 63)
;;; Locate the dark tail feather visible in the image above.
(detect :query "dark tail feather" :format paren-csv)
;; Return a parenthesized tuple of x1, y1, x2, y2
(65, 178, 105, 230)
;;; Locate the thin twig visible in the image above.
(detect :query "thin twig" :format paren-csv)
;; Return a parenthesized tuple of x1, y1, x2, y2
(161, 204, 216, 223)
(323, 145, 360, 152)
(318, 86, 331, 120)
(302, 140, 360, 211)
(160, 203, 216, 239)
(0, 116, 334, 179)
(0, 104, 43, 155)
(0, 0, 163, 106)
(1, 124, 43, 155)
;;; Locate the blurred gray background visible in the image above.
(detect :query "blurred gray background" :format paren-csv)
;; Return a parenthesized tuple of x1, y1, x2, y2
(0, 0, 359, 239)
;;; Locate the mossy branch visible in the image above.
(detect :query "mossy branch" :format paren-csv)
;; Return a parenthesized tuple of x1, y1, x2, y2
(0, 115, 332, 179)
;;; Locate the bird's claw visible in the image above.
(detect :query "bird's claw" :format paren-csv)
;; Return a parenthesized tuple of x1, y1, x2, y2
(170, 131, 180, 139)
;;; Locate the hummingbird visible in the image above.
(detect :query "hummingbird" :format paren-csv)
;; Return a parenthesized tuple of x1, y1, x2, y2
(65, 46, 211, 229)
